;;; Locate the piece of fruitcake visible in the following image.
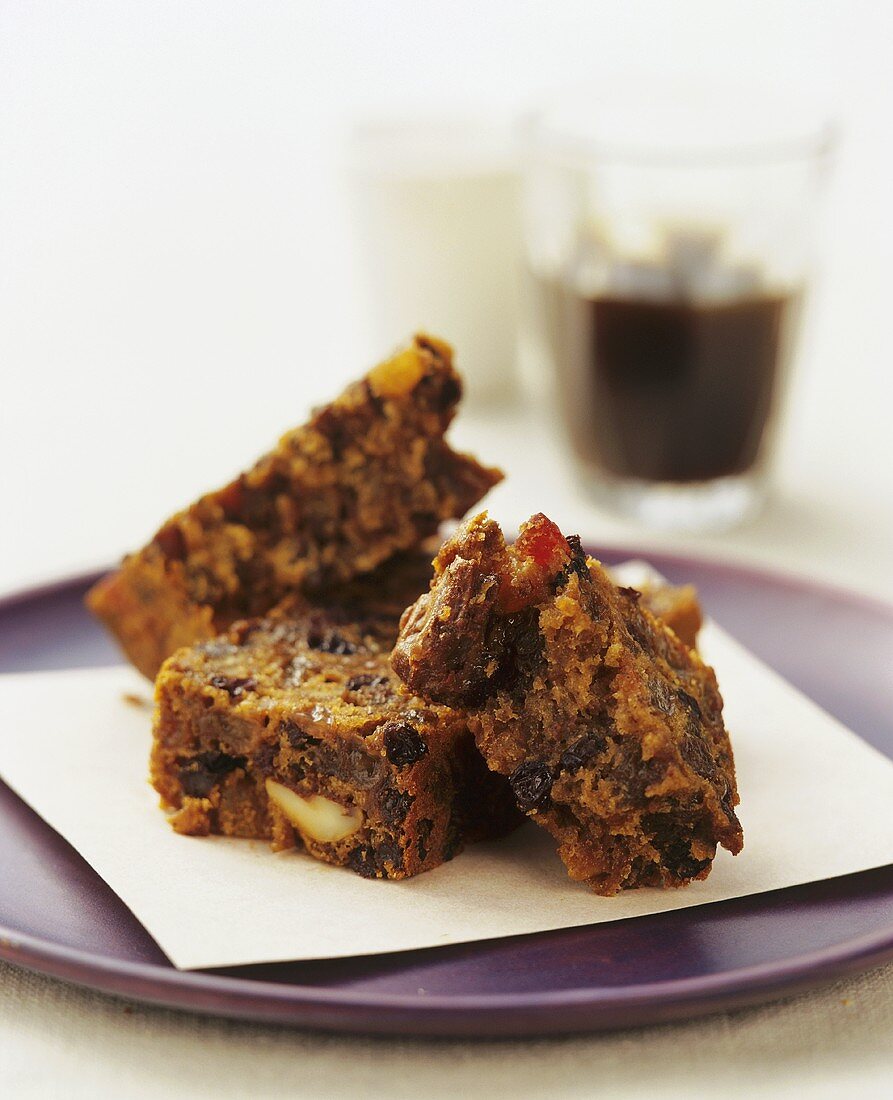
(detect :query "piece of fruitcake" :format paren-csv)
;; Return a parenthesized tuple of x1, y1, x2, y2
(151, 590, 520, 880)
(391, 512, 743, 894)
(611, 571, 703, 649)
(638, 581, 702, 650)
(88, 335, 502, 678)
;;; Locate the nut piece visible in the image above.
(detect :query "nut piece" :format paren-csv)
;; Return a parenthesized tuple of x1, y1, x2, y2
(367, 347, 426, 398)
(265, 779, 364, 843)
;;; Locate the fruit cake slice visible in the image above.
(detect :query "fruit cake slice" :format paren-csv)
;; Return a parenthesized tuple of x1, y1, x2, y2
(151, 584, 520, 880)
(391, 513, 743, 894)
(608, 569, 703, 650)
(636, 580, 702, 650)
(88, 334, 502, 678)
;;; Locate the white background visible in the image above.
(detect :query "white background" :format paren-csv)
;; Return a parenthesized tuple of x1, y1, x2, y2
(1, 0, 892, 599)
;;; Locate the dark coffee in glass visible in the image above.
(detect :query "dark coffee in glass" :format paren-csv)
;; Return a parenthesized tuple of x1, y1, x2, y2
(522, 84, 828, 529)
(538, 279, 799, 485)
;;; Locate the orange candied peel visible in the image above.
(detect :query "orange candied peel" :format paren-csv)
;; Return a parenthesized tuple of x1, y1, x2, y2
(498, 513, 576, 613)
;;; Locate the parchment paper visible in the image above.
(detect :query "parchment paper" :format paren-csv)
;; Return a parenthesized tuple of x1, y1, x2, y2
(1, 574, 892, 970)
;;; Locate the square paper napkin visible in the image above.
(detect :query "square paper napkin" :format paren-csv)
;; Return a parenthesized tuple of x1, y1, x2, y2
(1, 605, 893, 970)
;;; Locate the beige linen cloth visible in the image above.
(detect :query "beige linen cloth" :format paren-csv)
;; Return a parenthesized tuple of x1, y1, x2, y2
(2, 958, 892, 1098)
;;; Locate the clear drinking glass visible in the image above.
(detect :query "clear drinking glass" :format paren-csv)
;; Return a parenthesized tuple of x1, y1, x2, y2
(521, 84, 833, 531)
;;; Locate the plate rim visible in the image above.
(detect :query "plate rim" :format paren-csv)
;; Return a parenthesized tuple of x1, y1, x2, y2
(3, 906, 893, 1035)
(1, 554, 892, 1036)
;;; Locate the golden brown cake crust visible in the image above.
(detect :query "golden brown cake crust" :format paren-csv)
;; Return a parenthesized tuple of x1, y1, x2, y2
(392, 512, 743, 895)
(636, 581, 703, 650)
(88, 335, 502, 678)
(152, 586, 520, 880)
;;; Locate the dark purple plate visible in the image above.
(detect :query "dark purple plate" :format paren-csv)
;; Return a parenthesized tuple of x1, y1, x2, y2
(1, 551, 892, 1037)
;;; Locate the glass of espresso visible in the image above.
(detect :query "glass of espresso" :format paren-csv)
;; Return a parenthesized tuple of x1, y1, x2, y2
(521, 85, 831, 530)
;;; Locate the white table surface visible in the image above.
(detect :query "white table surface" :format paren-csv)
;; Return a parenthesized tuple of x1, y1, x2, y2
(2, 2, 893, 1096)
(2, 958, 892, 1100)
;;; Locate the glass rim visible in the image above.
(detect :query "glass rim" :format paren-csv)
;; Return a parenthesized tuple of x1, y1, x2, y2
(345, 113, 516, 178)
(521, 83, 838, 169)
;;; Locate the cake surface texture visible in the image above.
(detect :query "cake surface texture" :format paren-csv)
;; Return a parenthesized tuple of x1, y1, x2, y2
(88, 335, 502, 677)
(151, 569, 520, 879)
(392, 512, 743, 894)
(627, 579, 702, 650)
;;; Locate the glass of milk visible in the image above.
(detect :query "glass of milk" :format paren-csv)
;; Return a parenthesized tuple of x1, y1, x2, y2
(345, 116, 522, 408)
